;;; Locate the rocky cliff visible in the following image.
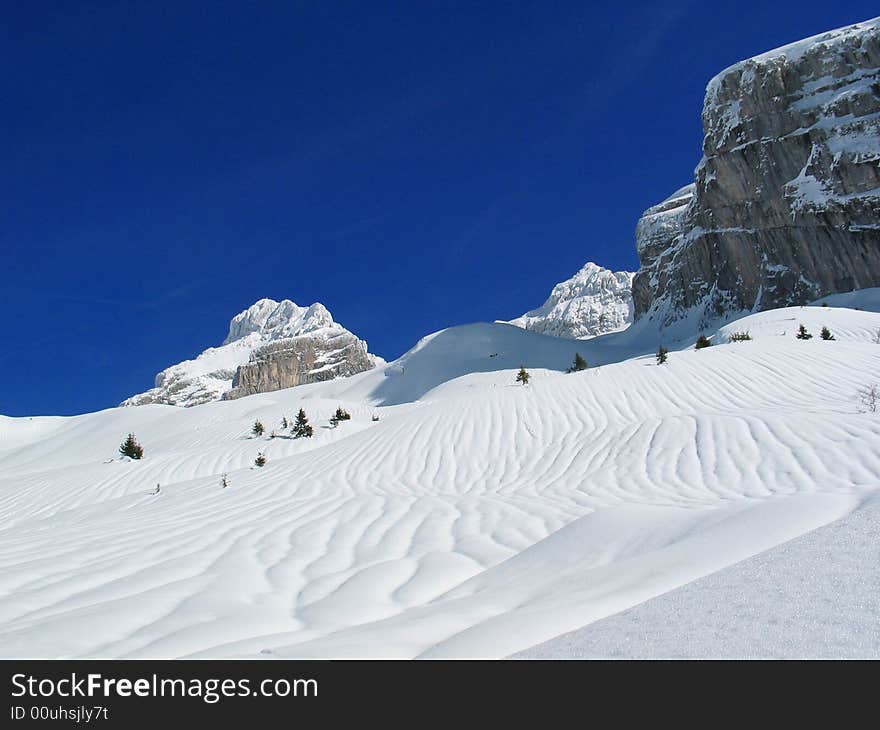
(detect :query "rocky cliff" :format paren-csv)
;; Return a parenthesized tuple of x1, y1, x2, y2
(122, 299, 380, 407)
(633, 17, 880, 328)
(507, 262, 634, 339)
(224, 331, 374, 401)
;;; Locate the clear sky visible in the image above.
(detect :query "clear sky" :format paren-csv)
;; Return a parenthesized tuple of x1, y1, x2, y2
(2, 1, 876, 416)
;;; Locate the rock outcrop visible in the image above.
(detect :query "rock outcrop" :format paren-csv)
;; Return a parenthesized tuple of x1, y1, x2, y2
(122, 299, 380, 407)
(224, 331, 374, 401)
(633, 17, 880, 328)
(507, 262, 634, 339)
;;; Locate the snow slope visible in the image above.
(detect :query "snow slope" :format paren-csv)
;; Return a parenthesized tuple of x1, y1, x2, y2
(813, 288, 880, 312)
(1, 301, 878, 658)
(516, 493, 880, 658)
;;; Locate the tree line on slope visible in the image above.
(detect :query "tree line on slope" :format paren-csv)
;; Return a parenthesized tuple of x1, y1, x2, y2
(250, 406, 358, 466)
(252, 406, 355, 442)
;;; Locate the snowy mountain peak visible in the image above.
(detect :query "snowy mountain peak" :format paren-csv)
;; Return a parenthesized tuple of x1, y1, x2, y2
(123, 298, 378, 407)
(224, 298, 336, 345)
(507, 262, 635, 339)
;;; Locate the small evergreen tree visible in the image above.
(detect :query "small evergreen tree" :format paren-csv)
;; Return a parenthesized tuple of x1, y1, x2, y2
(330, 406, 351, 426)
(281, 416, 288, 429)
(796, 324, 812, 340)
(119, 433, 144, 459)
(516, 366, 530, 385)
(656, 346, 668, 365)
(221, 473, 229, 488)
(292, 408, 313, 438)
(568, 353, 588, 372)
(254, 452, 267, 467)
(728, 331, 752, 342)
(252, 419, 265, 437)
(820, 326, 835, 341)
(695, 335, 712, 349)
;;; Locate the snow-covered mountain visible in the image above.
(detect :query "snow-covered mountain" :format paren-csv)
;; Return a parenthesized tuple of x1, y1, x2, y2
(633, 17, 880, 330)
(507, 262, 634, 339)
(2, 292, 879, 658)
(122, 298, 381, 407)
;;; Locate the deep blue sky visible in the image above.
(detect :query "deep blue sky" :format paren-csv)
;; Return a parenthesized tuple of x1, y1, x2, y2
(2, 2, 876, 415)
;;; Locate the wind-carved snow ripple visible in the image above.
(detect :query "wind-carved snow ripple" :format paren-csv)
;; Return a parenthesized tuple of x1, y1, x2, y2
(0, 319, 879, 657)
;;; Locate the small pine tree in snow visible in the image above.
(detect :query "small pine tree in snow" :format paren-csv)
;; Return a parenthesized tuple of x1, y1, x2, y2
(568, 353, 588, 372)
(728, 331, 752, 342)
(330, 406, 351, 426)
(656, 346, 668, 365)
(820, 326, 835, 341)
(516, 367, 530, 385)
(221, 473, 229, 488)
(292, 408, 313, 438)
(695, 335, 711, 349)
(796, 324, 812, 340)
(281, 416, 288, 429)
(254, 452, 267, 467)
(252, 419, 265, 437)
(119, 433, 144, 459)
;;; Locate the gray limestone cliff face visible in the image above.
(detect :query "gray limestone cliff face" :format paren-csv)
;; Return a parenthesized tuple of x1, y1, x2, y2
(223, 332, 374, 401)
(633, 19, 880, 326)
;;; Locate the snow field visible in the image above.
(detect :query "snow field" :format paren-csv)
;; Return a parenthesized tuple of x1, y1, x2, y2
(0, 302, 878, 657)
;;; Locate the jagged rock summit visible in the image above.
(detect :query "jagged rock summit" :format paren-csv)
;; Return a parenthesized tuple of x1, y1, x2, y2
(633, 17, 880, 329)
(507, 262, 634, 339)
(122, 298, 380, 407)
